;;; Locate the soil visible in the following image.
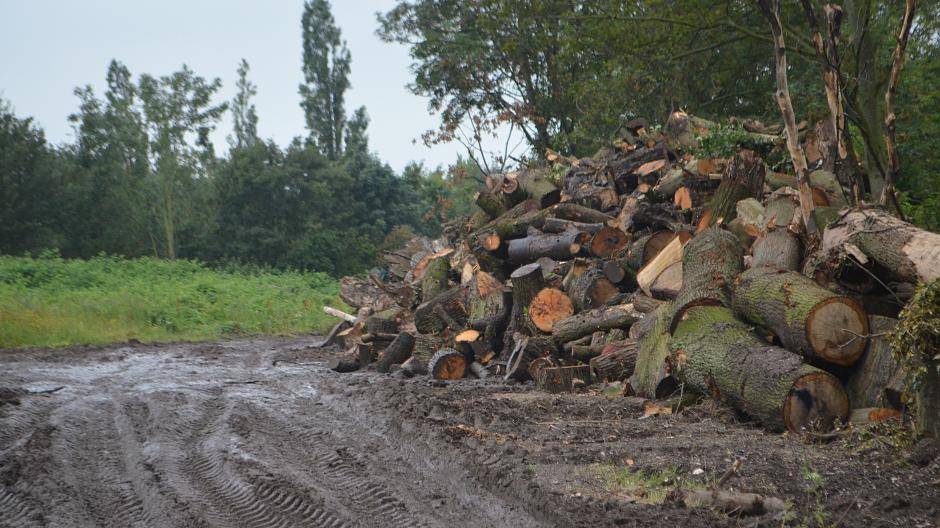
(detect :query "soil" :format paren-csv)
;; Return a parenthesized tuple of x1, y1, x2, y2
(1, 337, 937, 528)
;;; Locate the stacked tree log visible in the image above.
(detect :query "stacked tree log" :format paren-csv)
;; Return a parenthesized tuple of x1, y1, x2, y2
(324, 113, 939, 436)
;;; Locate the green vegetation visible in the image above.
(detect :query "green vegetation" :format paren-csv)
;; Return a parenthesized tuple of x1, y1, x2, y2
(594, 464, 706, 505)
(0, 253, 344, 349)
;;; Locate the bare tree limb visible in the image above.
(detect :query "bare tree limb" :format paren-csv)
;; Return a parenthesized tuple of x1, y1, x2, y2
(881, 0, 916, 211)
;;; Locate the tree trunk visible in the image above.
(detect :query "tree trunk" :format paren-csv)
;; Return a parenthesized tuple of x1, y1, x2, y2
(549, 203, 615, 224)
(503, 168, 561, 208)
(672, 228, 744, 330)
(502, 263, 548, 356)
(565, 266, 619, 312)
(671, 305, 849, 432)
(551, 304, 641, 345)
(590, 339, 638, 382)
(731, 267, 869, 366)
(542, 218, 603, 234)
(467, 271, 511, 356)
(751, 228, 802, 271)
(428, 348, 467, 380)
(845, 315, 908, 409)
(419, 256, 451, 303)
(703, 149, 765, 227)
(814, 208, 940, 286)
(375, 332, 416, 374)
(536, 365, 593, 393)
(414, 286, 468, 334)
(365, 307, 402, 336)
(475, 186, 514, 218)
(506, 230, 590, 263)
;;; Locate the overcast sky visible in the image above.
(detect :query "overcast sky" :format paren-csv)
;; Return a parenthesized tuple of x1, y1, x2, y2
(0, 0, 496, 172)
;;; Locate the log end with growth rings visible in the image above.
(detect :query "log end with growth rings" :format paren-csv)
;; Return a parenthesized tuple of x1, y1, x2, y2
(805, 296, 869, 366)
(428, 348, 468, 380)
(529, 288, 574, 332)
(784, 372, 849, 433)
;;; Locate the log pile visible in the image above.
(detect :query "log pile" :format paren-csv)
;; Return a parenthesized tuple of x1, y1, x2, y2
(323, 112, 939, 435)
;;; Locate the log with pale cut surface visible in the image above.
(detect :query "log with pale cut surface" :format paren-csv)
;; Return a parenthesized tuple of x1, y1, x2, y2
(551, 303, 641, 345)
(671, 305, 849, 432)
(637, 234, 686, 297)
(527, 355, 557, 381)
(732, 267, 869, 366)
(428, 348, 468, 380)
(649, 261, 682, 300)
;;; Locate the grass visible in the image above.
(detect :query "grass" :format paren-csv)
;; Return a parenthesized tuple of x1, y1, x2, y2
(0, 253, 346, 348)
(594, 464, 708, 505)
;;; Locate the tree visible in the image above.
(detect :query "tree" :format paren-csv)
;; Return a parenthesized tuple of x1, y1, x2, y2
(138, 65, 227, 259)
(231, 59, 259, 149)
(344, 106, 369, 158)
(299, 0, 351, 160)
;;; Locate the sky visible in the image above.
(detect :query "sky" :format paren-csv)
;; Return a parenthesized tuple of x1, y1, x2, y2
(0, 0, 497, 172)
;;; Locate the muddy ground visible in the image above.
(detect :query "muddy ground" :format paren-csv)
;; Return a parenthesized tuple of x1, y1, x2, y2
(0, 337, 937, 528)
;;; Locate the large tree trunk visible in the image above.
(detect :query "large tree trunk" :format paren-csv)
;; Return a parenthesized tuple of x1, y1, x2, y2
(375, 332, 416, 374)
(671, 305, 849, 432)
(731, 267, 869, 366)
(551, 304, 641, 345)
(813, 208, 940, 287)
(846, 316, 907, 409)
(672, 228, 744, 331)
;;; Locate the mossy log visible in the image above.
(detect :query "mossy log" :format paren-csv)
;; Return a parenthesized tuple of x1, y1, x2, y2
(506, 230, 590, 263)
(475, 199, 544, 240)
(702, 149, 765, 227)
(428, 348, 467, 380)
(552, 303, 641, 345)
(420, 255, 451, 303)
(628, 302, 679, 399)
(564, 185, 620, 211)
(751, 228, 802, 271)
(475, 186, 514, 218)
(671, 305, 849, 432)
(565, 266, 619, 312)
(375, 332, 416, 374)
(503, 169, 561, 208)
(414, 286, 469, 334)
(589, 339, 638, 382)
(671, 228, 744, 330)
(732, 267, 869, 366)
(365, 307, 402, 336)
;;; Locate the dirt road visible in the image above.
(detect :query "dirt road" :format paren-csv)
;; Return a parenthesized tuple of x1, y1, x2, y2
(1, 338, 937, 527)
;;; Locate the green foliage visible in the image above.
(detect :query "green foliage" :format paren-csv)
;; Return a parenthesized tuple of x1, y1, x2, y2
(231, 58, 259, 149)
(0, 253, 343, 348)
(891, 278, 940, 391)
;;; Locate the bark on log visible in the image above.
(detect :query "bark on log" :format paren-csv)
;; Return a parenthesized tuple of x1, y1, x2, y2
(702, 149, 765, 227)
(502, 263, 548, 355)
(846, 316, 907, 409)
(814, 208, 940, 286)
(414, 287, 469, 334)
(549, 203, 615, 224)
(672, 489, 788, 516)
(672, 228, 744, 330)
(732, 267, 869, 366)
(589, 339, 638, 382)
(420, 256, 451, 303)
(527, 356, 558, 381)
(400, 355, 428, 377)
(628, 302, 679, 399)
(321, 320, 353, 348)
(428, 348, 468, 380)
(552, 304, 641, 345)
(505, 334, 557, 381)
(375, 332, 416, 373)
(536, 365, 593, 393)
(467, 271, 511, 356)
(504, 169, 561, 209)
(475, 186, 514, 218)
(542, 218, 604, 234)
(751, 228, 802, 271)
(671, 305, 849, 432)
(566, 266, 619, 312)
(506, 231, 590, 263)
(365, 308, 402, 336)
(632, 293, 665, 314)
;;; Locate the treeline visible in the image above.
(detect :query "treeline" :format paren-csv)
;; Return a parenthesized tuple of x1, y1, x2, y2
(378, 0, 940, 229)
(0, 0, 479, 276)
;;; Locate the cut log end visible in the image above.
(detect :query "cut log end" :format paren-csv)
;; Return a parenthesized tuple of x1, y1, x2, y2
(784, 372, 850, 433)
(589, 226, 629, 258)
(805, 296, 869, 366)
(529, 288, 574, 332)
(482, 232, 502, 251)
(428, 348, 468, 380)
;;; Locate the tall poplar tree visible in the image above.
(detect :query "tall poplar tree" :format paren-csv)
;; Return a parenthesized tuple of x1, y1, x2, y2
(231, 58, 259, 149)
(299, 0, 350, 160)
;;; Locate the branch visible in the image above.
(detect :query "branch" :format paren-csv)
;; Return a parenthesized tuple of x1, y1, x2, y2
(880, 0, 916, 212)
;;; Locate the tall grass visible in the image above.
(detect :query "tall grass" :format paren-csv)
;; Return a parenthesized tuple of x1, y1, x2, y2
(0, 253, 345, 348)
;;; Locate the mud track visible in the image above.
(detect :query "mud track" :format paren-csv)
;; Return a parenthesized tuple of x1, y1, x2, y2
(1, 337, 937, 527)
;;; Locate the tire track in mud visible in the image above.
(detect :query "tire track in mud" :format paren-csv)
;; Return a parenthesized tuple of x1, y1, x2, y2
(0, 486, 42, 528)
(176, 393, 352, 528)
